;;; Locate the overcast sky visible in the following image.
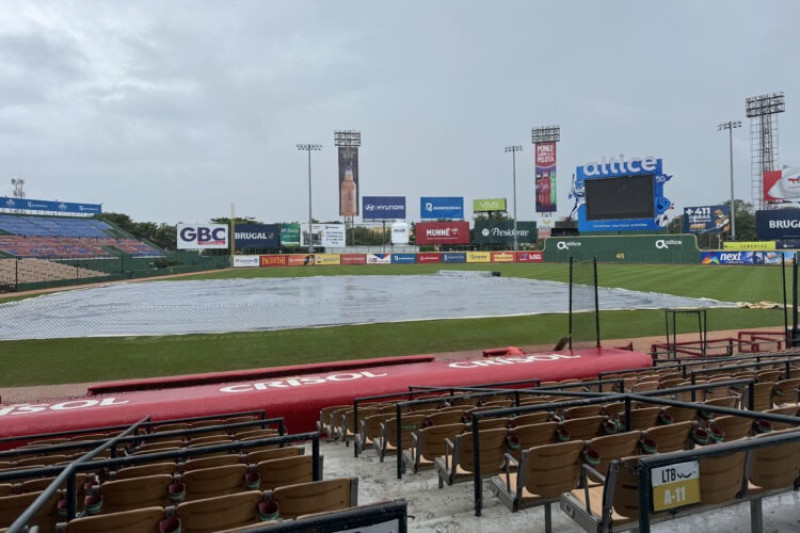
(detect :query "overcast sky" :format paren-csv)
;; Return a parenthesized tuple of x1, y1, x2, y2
(0, 1, 798, 226)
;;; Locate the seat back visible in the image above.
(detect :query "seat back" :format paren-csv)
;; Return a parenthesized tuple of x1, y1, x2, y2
(709, 415, 754, 442)
(247, 446, 305, 464)
(642, 421, 694, 453)
(0, 490, 61, 531)
(66, 506, 165, 533)
(698, 451, 747, 505)
(255, 455, 315, 491)
(99, 474, 173, 514)
(560, 415, 605, 440)
(182, 454, 242, 472)
(610, 456, 643, 519)
(508, 411, 550, 427)
(624, 407, 662, 431)
(182, 464, 248, 501)
(268, 477, 357, 520)
(522, 440, 584, 498)
(454, 428, 508, 476)
(749, 430, 800, 489)
(175, 490, 262, 533)
(113, 462, 177, 480)
(507, 421, 558, 460)
(586, 431, 642, 481)
(417, 423, 465, 462)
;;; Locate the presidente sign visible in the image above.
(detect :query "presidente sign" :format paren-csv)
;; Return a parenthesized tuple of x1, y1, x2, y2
(573, 155, 672, 233)
(474, 221, 537, 245)
(1, 196, 102, 215)
(420, 197, 464, 220)
(177, 224, 229, 249)
(362, 196, 406, 220)
(473, 198, 507, 212)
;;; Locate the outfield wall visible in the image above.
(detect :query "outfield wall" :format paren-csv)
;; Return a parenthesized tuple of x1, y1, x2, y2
(542, 235, 700, 264)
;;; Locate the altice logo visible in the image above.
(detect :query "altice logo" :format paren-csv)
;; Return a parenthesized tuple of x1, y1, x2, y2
(582, 155, 658, 176)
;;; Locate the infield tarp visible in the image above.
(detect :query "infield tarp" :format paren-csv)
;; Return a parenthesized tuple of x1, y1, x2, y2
(0, 275, 733, 340)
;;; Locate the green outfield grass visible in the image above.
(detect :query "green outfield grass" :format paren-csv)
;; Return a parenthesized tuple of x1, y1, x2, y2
(0, 263, 789, 387)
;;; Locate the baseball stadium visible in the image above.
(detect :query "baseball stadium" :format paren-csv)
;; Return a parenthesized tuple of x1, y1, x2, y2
(3, 156, 800, 533)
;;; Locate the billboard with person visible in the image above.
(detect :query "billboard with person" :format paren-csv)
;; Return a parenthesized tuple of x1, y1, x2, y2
(683, 206, 730, 234)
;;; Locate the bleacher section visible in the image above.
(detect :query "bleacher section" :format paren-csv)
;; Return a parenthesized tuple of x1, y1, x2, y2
(0, 258, 104, 284)
(0, 215, 164, 259)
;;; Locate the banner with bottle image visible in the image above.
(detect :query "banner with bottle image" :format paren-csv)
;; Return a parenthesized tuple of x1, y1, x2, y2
(535, 141, 557, 213)
(338, 147, 360, 216)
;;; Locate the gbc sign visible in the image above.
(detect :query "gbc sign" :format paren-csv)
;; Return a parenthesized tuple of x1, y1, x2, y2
(177, 224, 229, 249)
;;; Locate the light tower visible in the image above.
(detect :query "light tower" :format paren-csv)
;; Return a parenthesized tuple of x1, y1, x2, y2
(296, 144, 322, 254)
(504, 145, 523, 251)
(746, 92, 785, 210)
(718, 120, 741, 241)
(11, 178, 25, 198)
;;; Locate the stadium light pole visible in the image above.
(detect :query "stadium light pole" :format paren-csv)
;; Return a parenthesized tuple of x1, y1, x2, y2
(297, 144, 322, 254)
(718, 121, 741, 241)
(504, 145, 523, 251)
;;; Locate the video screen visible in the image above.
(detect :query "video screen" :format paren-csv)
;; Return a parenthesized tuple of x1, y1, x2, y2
(584, 175, 655, 220)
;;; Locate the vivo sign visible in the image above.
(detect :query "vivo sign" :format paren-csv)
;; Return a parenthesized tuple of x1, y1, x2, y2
(177, 224, 229, 249)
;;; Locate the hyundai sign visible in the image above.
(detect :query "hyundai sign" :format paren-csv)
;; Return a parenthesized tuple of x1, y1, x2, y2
(756, 209, 800, 240)
(420, 197, 464, 220)
(362, 196, 407, 220)
(177, 224, 229, 249)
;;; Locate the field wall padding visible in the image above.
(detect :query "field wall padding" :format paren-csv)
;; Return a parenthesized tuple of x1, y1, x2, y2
(543, 234, 700, 264)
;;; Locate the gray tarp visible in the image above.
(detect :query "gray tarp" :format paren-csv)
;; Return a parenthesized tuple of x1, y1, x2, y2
(0, 274, 733, 340)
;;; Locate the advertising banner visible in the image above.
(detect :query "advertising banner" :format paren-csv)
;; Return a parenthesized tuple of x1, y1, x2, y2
(441, 253, 466, 263)
(367, 253, 391, 264)
(420, 197, 464, 220)
(756, 209, 800, 240)
(683, 206, 730, 234)
(473, 198, 507, 212)
(573, 156, 672, 233)
(314, 254, 341, 265)
(764, 167, 800, 204)
(722, 241, 776, 251)
(474, 221, 537, 245)
(301, 224, 346, 247)
(362, 196, 406, 220)
(287, 254, 317, 266)
(466, 252, 491, 263)
(280, 224, 301, 246)
(260, 255, 288, 267)
(340, 254, 367, 265)
(701, 251, 793, 265)
(491, 252, 516, 263)
(516, 251, 543, 263)
(391, 253, 416, 264)
(0, 196, 102, 215)
(544, 235, 698, 264)
(535, 142, 557, 213)
(416, 253, 442, 264)
(233, 255, 260, 267)
(338, 147, 359, 216)
(415, 222, 470, 245)
(234, 224, 280, 249)
(177, 224, 229, 249)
